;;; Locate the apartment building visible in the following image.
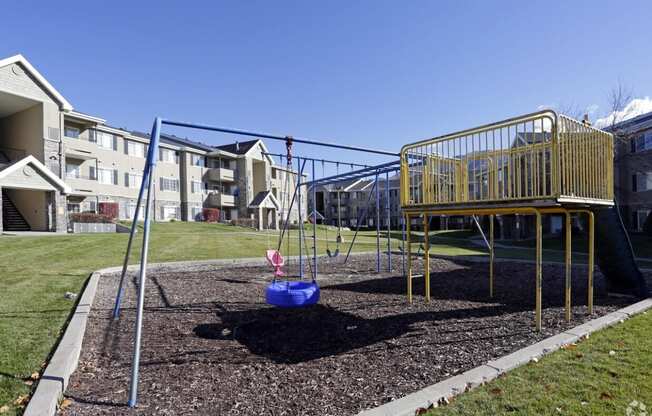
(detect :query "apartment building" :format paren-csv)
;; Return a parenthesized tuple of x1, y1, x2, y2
(0, 54, 305, 233)
(609, 111, 652, 231)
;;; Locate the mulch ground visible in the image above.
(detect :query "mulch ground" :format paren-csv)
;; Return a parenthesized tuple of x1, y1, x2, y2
(61, 254, 639, 416)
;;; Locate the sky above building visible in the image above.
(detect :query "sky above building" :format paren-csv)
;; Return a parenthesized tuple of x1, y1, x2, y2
(1, 1, 651, 172)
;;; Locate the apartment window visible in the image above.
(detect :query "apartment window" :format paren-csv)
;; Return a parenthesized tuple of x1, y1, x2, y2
(97, 131, 117, 150)
(98, 168, 118, 185)
(160, 177, 180, 192)
(635, 210, 651, 231)
(125, 173, 143, 188)
(191, 206, 203, 220)
(67, 203, 80, 214)
(159, 148, 179, 164)
(632, 132, 652, 153)
(633, 173, 652, 192)
(65, 163, 81, 178)
(191, 181, 203, 194)
(64, 126, 80, 139)
(125, 140, 145, 158)
(191, 154, 206, 167)
(161, 205, 180, 220)
(271, 168, 277, 179)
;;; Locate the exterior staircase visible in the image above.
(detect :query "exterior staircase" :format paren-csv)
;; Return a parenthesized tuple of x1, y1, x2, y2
(2, 190, 31, 231)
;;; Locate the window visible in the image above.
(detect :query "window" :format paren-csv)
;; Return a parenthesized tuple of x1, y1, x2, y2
(191, 154, 205, 167)
(632, 132, 652, 153)
(125, 173, 143, 188)
(635, 210, 651, 231)
(126, 203, 145, 220)
(191, 181, 203, 194)
(191, 206, 203, 220)
(67, 203, 80, 214)
(160, 177, 179, 192)
(64, 126, 80, 139)
(633, 173, 652, 192)
(271, 168, 277, 179)
(125, 140, 145, 158)
(161, 205, 180, 220)
(97, 131, 117, 150)
(65, 163, 80, 178)
(98, 168, 117, 185)
(159, 148, 179, 164)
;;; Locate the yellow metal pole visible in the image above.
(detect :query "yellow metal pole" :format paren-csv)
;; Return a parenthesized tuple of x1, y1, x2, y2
(535, 211, 542, 331)
(406, 214, 413, 303)
(424, 214, 430, 302)
(565, 212, 572, 322)
(587, 211, 595, 314)
(489, 214, 494, 298)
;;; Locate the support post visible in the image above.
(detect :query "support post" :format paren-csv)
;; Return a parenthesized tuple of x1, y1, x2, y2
(406, 214, 412, 303)
(489, 214, 494, 298)
(535, 211, 542, 332)
(423, 214, 430, 302)
(401, 214, 406, 277)
(386, 170, 392, 272)
(297, 157, 303, 279)
(587, 211, 595, 314)
(565, 212, 572, 322)
(312, 160, 317, 281)
(375, 171, 380, 273)
(128, 117, 161, 407)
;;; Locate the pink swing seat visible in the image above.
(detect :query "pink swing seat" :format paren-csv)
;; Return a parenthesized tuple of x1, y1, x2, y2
(265, 249, 285, 277)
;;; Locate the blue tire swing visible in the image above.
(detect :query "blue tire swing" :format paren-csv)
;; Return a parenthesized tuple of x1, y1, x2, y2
(265, 137, 319, 308)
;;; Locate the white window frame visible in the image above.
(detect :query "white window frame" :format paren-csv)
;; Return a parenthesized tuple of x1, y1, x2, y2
(191, 154, 205, 167)
(126, 140, 145, 158)
(634, 132, 652, 153)
(160, 148, 178, 164)
(127, 173, 143, 189)
(162, 205, 180, 221)
(65, 163, 81, 178)
(191, 181, 203, 194)
(635, 172, 652, 192)
(64, 126, 80, 139)
(97, 131, 115, 150)
(160, 177, 180, 192)
(636, 209, 651, 231)
(98, 168, 116, 185)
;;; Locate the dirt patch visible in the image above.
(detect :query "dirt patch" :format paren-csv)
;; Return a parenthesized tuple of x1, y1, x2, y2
(61, 254, 634, 416)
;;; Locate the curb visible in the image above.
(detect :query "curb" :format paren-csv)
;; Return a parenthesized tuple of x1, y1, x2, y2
(357, 297, 652, 416)
(23, 273, 100, 416)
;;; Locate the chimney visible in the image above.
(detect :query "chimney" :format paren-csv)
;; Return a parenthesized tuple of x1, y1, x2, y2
(582, 114, 592, 126)
(235, 141, 240, 152)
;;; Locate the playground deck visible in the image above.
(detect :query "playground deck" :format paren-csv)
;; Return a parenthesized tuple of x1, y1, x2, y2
(61, 254, 634, 416)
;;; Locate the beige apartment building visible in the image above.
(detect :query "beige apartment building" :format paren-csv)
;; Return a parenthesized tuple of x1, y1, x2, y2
(0, 54, 305, 233)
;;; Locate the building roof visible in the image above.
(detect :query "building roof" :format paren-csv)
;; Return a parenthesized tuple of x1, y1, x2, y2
(0, 54, 73, 111)
(214, 139, 261, 155)
(607, 111, 652, 133)
(0, 155, 72, 194)
(249, 190, 279, 209)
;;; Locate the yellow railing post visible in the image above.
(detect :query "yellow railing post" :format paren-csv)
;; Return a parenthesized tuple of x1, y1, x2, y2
(587, 211, 595, 314)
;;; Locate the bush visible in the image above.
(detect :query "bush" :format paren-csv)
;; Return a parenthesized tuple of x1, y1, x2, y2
(69, 212, 113, 224)
(202, 208, 220, 222)
(98, 202, 119, 219)
(231, 218, 258, 229)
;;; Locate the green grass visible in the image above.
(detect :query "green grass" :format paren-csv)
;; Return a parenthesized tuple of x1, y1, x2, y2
(426, 311, 652, 416)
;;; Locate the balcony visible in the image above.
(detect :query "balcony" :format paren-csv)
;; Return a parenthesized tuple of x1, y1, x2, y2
(206, 192, 235, 207)
(207, 167, 235, 182)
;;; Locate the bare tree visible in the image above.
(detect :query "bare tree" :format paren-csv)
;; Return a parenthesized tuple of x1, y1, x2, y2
(607, 82, 634, 140)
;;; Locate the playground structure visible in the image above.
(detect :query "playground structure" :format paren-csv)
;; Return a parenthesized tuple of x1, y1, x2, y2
(400, 110, 614, 331)
(109, 109, 650, 408)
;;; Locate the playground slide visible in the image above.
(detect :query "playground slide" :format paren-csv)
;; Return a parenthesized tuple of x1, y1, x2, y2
(593, 207, 649, 298)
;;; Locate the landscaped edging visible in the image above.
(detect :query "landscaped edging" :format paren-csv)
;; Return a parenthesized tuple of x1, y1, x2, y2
(23, 254, 652, 416)
(356, 297, 652, 416)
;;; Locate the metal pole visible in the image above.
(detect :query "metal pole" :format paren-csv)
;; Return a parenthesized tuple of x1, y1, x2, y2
(587, 211, 595, 314)
(343, 180, 378, 263)
(406, 214, 412, 303)
(386, 170, 391, 272)
(565, 212, 572, 321)
(262, 152, 369, 169)
(297, 157, 303, 279)
(424, 214, 430, 302)
(489, 215, 494, 298)
(535, 211, 542, 332)
(112, 161, 151, 319)
(401, 214, 406, 277)
(312, 160, 317, 281)
(277, 159, 307, 251)
(128, 117, 161, 407)
(375, 171, 380, 273)
(304, 160, 400, 187)
(164, 119, 399, 156)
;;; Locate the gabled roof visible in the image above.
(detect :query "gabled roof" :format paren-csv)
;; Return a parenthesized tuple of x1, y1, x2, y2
(214, 139, 260, 155)
(0, 155, 72, 194)
(249, 190, 280, 209)
(0, 54, 73, 111)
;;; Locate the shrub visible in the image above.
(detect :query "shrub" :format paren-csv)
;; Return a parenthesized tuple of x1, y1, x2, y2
(202, 208, 220, 222)
(69, 212, 113, 224)
(98, 202, 119, 219)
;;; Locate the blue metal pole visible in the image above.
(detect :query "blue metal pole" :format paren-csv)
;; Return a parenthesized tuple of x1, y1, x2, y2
(386, 170, 392, 272)
(277, 159, 307, 252)
(297, 157, 303, 279)
(375, 171, 380, 273)
(312, 160, 317, 281)
(112, 153, 152, 319)
(128, 117, 161, 407)
(343, 180, 377, 264)
(163, 119, 399, 156)
(304, 160, 400, 187)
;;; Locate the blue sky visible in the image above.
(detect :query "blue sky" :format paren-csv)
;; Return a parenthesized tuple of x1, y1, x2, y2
(1, 1, 650, 170)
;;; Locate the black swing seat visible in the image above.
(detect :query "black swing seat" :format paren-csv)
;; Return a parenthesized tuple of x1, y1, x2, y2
(326, 248, 340, 258)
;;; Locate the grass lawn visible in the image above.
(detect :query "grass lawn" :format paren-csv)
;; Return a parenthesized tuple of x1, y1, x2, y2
(426, 310, 652, 416)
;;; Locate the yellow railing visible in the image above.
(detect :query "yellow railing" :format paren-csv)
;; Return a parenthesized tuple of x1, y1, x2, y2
(400, 110, 613, 208)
